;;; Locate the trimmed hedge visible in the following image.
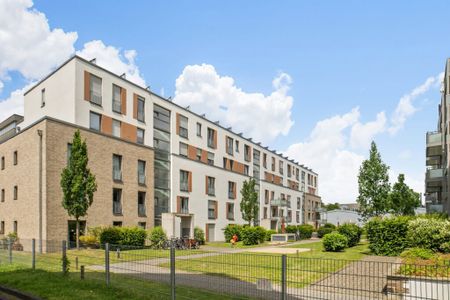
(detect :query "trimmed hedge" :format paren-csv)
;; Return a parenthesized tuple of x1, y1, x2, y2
(337, 224, 362, 247)
(366, 216, 411, 256)
(297, 224, 314, 240)
(241, 226, 266, 245)
(99, 227, 122, 246)
(406, 218, 450, 251)
(323, 233, 348, 252)
(317, 227, 334, 238)
(323, 223, 337, 229)
(223, 224, 243, 242)
(285, 225, 298, 234)
(265, 230, 277, 241)
(98, 226, 147, 247)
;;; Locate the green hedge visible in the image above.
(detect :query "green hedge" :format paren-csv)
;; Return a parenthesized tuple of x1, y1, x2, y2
(297, 224, 314, 239)
(317, 227, 334, 238)
(148, 226, 168, 249)
(98, 226, 147, 247)
(323, 233, 348, 252)
(366, 216, 411, 256)
(223, 224, 243, 242)
(265, 230, 277, 241)
(285, 225, 298, 234)
(337, 224, 362, 247)
(406, 218, 450, 251)
(241, 226, 266, 245)
(194, 227, 205, 245)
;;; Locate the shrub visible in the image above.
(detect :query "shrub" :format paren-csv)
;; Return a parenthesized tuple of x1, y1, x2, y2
(400, 248, 436, 260)
(337, 224, 362, 247)
(265, 230, 277, 241)
(439, 242, 450, 254)
(6, 232, 18, 242)
(79, 235, 97, 245)
(323, 223, 337, 229)
(297, 224, 314, 239)
(366, 216, 411, 256)
(87, 226, 105, 242)
(148, 226, 167, 249)
(323, 233, 348, 252)
(99, 227, 122, 246)
(407, 218, 450, 251)
(194, 227, 205, 245)
(223, 224, 243, 242)
(241, 226, 266, 245)
(120, 227, 147, 247)
(317, 227, 334, 238)
(285, 225, 298, 234)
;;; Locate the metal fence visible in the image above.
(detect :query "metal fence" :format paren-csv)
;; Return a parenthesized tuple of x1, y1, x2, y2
(0, 238, 449, 299)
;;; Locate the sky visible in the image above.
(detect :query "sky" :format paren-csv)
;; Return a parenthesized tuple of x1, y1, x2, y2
(1, 0, 449, 204)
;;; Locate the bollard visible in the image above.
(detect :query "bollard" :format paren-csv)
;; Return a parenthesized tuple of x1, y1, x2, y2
(8, 238, 12, 264)
(62, 241, 67, 274)
(75, 257, 79, 270)
(80, 265, 85, 280)
(170, 241, 176, 300)
(105, 243, 110, 286)
(281, 255, 287, 300)
(32, 239, 36, 270)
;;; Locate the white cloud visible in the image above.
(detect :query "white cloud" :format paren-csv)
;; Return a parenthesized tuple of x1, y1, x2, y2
(0, 0, 77, 85)
(77, 40, 146, 87)
(173, 64, 294, 144)
(350, 111, 387, 149)
(398, 149, 412, 160)
(388, 73, 443, 135)
(0, 83, 35, 121)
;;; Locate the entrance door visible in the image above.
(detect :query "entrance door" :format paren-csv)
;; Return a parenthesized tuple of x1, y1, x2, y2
(207, 224, 215, 242)
(68, 220, 86, 248)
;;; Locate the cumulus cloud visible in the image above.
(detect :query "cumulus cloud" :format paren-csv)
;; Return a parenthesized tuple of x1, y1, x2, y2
(388, 73, 443, 135)
(350, 111, 387, 149)
(0, 83, 35, 121)
(173, 64, 294, 144)
(77, 40, 146, 86)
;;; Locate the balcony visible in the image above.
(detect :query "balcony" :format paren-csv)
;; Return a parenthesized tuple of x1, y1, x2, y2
(270, 198, 287, 207)
(425, 192, 440, 204)
(425, 168, 444, 193)
(426, 131, 442, 158)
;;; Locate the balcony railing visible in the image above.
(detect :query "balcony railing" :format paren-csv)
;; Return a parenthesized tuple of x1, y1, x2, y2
(113, 201, 122, 215)
(426, 131, 442, 145)
(426, 168, 444, 180)
(180, 206, 189, 214)
(227, 213, 234, 220)
(138, 204, 146, 217)
(270, 198, 287, 207)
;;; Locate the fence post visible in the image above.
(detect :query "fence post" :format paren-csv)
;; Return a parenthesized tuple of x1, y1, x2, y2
(62, 240, 67, 274)
(31, 239, 36, 270)
(8, 238, 12, 264)
(105, 243, 110, 286)
(281, 254, 287, 300)
(170, 240, 176, 300)
(80, 265, 85, 280)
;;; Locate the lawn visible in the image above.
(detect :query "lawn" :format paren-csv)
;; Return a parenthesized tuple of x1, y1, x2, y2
(284, 240, 370, 260)
(206, 241, 271, 249)
(0, 264, 250, 300)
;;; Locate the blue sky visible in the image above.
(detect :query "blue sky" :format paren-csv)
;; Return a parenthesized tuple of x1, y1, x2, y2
(1, 0, 450, 203)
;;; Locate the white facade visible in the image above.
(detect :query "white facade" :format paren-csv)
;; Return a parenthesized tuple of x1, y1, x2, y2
(21, 56, 321, 241)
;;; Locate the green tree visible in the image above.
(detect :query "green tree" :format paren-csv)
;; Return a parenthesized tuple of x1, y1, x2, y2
(357, 141, 391, 220)
(60, 130, 97, 249)
(325, 202, 340, 211)
(240, 178, 259, 226)
(389, 174, 421, 215)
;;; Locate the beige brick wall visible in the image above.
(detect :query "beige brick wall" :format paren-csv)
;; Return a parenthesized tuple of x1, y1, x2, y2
(0, 118, 154, 243)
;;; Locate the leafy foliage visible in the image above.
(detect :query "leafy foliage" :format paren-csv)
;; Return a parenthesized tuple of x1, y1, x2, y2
(240, 226, 266, 245)
(265, 229, 277, 241)
(337, 224, 362, 247)
(357, 141, 391, 220)
(365, 216, 411, 256)
(324, 203, 341, 211)
(389, 174, 421, 215)
(285, 225, 298, 234)
(322, 233, 348, 252)
(297, 224, 314, 239)
(406, 218, 450, 251)
(148, 226, 168, 249)
(317, 227, 334, 238)
(99, 227, 122, 246)
(400, 248, 436, 260)
(79, 235, 97, 245)
(439, 242, 450, 254)
(223, 224, 243, 242)
(120, 227, 147, 247)
(194, 227, 205, 245)
(240, 179, 259, 225)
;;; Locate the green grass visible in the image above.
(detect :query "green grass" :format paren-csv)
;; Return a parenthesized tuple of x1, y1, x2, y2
(284, 240, 370, 260)
(206, 241, 270, 249)
(0, 264, 250, 300)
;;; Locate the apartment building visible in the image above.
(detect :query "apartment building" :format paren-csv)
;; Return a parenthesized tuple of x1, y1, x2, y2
(0, 55, 321, 243)
(425, 59, 450, 215)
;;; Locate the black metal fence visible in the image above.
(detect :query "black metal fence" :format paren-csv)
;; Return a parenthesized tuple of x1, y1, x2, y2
(0, 238, 449, 299)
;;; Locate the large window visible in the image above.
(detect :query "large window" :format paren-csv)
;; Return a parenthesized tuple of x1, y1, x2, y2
(137, 128, 145, 144)
(180, 197, 189, 214)
(196, 122, 202, 137)
(179, 115, 188, 138)
(207, 176, 215, 196)
(207, 152, 214, 166)
(113, 188, 122, 215)
(244, 145, 251, 161)
(112, 85, 122, 113)
(112, 119, 121, 138)
(279, 161, 284, 175)
(137, 96, 145, 122)
(207, 128, 215, 148)
(138, 160, 146, 185)
(90, 74, 102, 105)
(228, 181, 236, 199)
(180, 170, 189, 192)
(113, 154, 122, 181)
(226, 137, 233, 155)
(89, 112, 101, 131)
(138, 192, 146, 216)
(208, 200, 217, 219)
(179, 142, 188, 157)
(227, 203, 234, 220)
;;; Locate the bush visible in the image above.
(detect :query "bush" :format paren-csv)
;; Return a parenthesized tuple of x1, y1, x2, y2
(120, 227, 147, 247)
(400, 248, 436, 260)
(87, 226, 105, 242)
(285, 225, 298, 234)
(366, 216, 411, 256)
(439, 242, 450, 254)
(194, 227, 205, 245)
(241, 226, 266, 245)
(323, 223, 337, 230)
(323, 233, 348, 252)
(337, 224, 362, 247)
(99, 227, 122, 246)
(265, 230, 277, 241)
(297, 224, 314, 239)
(148, 226, 167, 249)
(407, 218, 450, 251)
(317, 227, 334, 238)
(223, 224, 243, 243)
(79, 235, 97, 245)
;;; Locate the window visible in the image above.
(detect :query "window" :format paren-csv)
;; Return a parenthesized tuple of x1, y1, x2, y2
(113, 188, 122, 215)
(13, 151, 17, 165)
(112, 119, 121, 137)
(263, 153, 267, 168)
(228, 181, 236, 199)
(244, 165, 249, 175)
(296, 211, 300, 223)
(287, 165, 291, 178)
(207, 152, 214, 166)
(112, 85, 122, 113)
(137, 128, 145, 144)
(226, 136, 233, 155)
(235, 140, 239, 152)
(301, 171, 305, 182)
(179, 115, 188, 138)
(196, 122, 202, 137)
(279, 161, 284, 175)
(138, 160, 146, 185)
(271, 157, 276, 171)
(227, 203, 234, 220)
(1, 156, 4, 170)
(89, 111, 101, 131)
(1, 189, 4, 202)
(41, 88, 45, 107)
(244, 145, 251, 162)
(138, 222, 146, 229)
(67, 144, 72, 165)
(0, 221, 4, 234)
(180, 170, 189, 192)
(90, 74, 102, 105)
(179, 142, 188, 157)
(208, 200, 217, 219)
(113, 154, 122, 181)
(207, 128, 215, 148)
(113, 221, 123, 227)
(137, 96, 145, 122)
(180, 197, 189, 214)
(265, 190, 269, 204)
(138, 191, 146, 216)
(207, 176, 215, 196)
(13, 221, 17, 234)
(296, 168, 299, 181)
(196, 148, 202, 161)
(263, 207, 268, 219)
(13, 186, 17, 200)
(297, 197, 301, 209)
(270, 191, 275, 201)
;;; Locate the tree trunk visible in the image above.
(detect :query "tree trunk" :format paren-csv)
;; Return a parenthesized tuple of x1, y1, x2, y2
(76, 218, 80, 250)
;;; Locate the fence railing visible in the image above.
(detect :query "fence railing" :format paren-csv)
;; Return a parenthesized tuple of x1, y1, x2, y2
(0, 238, 450, 299)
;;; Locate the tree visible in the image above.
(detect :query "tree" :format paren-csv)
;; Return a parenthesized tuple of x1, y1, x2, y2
(389, 174, 421, 215)
(357, 141, 391, 220)
(240, 178, 259, 226)
(61, 130, 97, 249)
(325, 203, 340, 211)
